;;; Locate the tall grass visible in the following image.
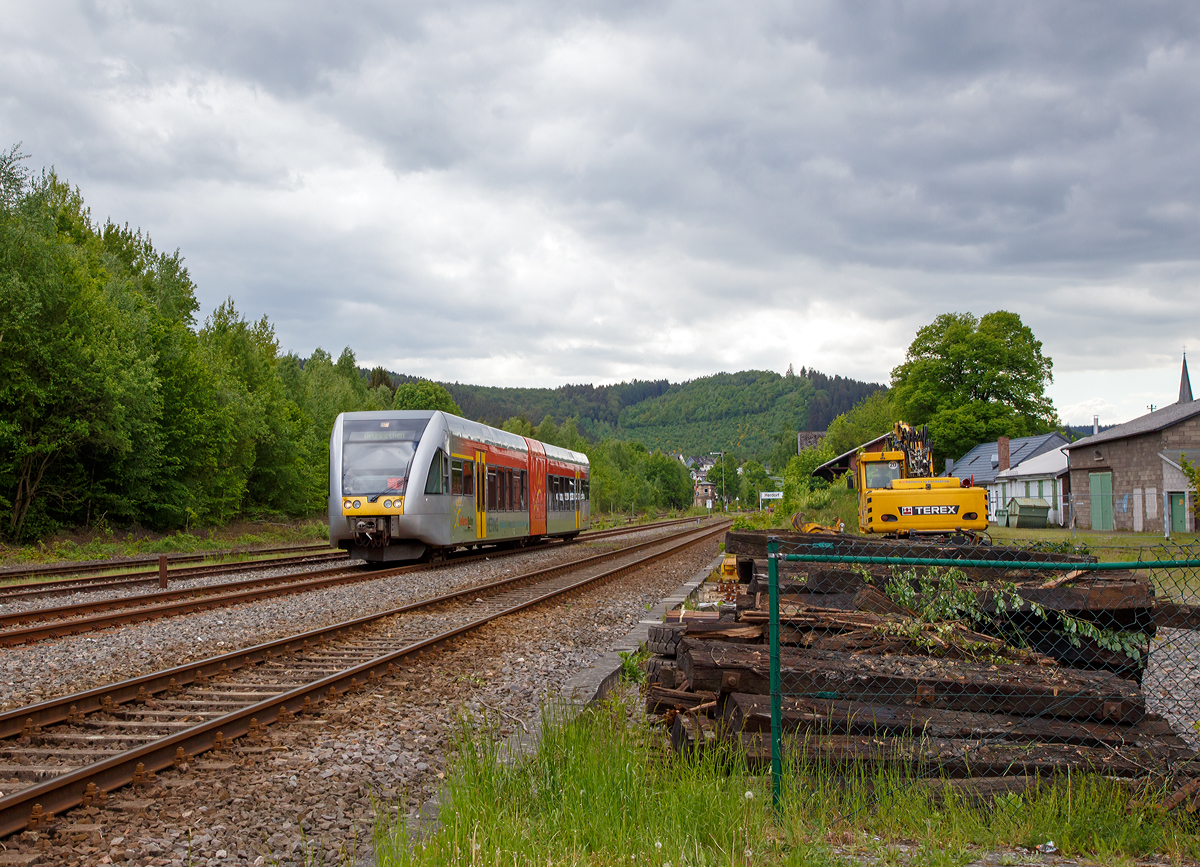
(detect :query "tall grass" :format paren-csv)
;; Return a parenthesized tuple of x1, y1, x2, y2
(373, 700, 1200, 866)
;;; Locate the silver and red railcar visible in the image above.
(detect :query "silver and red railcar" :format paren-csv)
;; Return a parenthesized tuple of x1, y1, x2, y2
(328, 410, 590, 562)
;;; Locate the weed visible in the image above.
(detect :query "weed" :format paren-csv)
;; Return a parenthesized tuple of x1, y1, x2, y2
(618, 646, 649, 684)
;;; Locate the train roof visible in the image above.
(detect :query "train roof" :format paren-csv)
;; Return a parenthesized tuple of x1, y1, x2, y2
(337, 410, 587, 467)
(542, 442, 589, 466)
(445, 414, 530, 453)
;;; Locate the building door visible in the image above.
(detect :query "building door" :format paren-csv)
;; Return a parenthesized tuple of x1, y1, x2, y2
(1089, 472, 1113, 531)
(1171, 493, 1187, 534)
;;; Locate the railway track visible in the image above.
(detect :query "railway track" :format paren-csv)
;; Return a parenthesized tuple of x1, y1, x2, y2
(0, 520, 729, 837)
(0, 543, 338, 584)
(0, 518, 708, 643)
(0, 550, 349, 604)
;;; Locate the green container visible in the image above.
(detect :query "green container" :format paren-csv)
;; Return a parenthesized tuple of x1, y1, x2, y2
(1006, 497, 1051, 529)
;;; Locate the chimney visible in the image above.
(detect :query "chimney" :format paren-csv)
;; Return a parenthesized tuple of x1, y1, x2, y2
(945, 457, 955, 476)
(1093, 415, 1099, 436)
(997, 436, 1010, 472)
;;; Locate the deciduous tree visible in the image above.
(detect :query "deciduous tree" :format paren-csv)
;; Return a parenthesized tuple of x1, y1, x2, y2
(392, 380, 462, 414)
(890, 311, 1056, 462)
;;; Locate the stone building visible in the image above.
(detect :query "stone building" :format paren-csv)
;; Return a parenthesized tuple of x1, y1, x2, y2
(1063, 357, 1199, 532)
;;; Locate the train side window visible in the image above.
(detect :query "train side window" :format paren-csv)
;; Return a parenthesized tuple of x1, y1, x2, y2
(443, 453, 450, 493)
(520, 470, 528, 510)
(499, 469, 509, 511)
(451, 460, 463, 496)
(549, 475, 558, 511)
(463, 460, 474, 497)
(487, 467, 498, 511)
(424, 449, 444, 494)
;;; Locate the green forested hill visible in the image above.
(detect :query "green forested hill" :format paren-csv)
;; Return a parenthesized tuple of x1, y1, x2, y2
(434, 368, 885, 461)
(444, 380, 671, 431)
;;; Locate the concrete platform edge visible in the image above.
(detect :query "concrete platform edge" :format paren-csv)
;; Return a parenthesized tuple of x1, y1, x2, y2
(565, 553, 723, 707)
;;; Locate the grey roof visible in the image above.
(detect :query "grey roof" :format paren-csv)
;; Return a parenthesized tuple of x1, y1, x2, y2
(952, 432, 1070, 486)
(1064, 399, 1200, 450)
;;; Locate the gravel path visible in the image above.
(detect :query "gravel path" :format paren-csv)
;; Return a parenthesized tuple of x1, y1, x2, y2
(6, 536, 720, 866)
(1144, 627, 1200, 751)
(0, 527, 685, 713)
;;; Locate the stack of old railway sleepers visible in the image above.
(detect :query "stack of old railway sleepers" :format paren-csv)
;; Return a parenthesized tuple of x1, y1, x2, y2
(642, 530, 1198, 780)
(729, 530, 1168, 679)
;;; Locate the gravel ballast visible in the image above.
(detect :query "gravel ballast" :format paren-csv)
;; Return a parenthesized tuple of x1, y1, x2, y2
(0, 526, 688, 713)
(6, 534, 722, 866)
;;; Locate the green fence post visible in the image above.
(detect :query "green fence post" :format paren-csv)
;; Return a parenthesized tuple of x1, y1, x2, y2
(768, 535, 782, 813)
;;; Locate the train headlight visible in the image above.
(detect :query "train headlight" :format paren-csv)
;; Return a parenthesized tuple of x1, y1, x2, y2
(343, 500, 352, 511)
(353, 500, 361, 509)
(384, 499, 392, 509)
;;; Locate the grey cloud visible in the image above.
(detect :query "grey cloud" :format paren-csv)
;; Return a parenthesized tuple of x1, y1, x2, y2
(4, 0, 1200, 417)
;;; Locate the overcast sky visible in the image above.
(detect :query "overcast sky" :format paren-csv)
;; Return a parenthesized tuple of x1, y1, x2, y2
(4, 1, 1200, 425)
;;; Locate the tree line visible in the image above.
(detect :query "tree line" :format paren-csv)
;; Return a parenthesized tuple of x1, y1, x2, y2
(397, 367, 885, 463)
(0, 147, 697, 540)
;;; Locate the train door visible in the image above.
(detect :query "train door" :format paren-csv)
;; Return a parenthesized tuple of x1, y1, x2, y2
(475, 450, 487, 539)
(574, 469, 581, 530)
(525, 439, 547, 536)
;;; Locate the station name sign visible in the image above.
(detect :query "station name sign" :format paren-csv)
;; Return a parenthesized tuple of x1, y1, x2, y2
(759, 491, 784, 500)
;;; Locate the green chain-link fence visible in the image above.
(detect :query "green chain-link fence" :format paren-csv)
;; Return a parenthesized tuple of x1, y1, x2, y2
(760, 535, 1200, 810)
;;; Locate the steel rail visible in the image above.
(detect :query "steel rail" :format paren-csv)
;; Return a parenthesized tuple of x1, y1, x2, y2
(0, 563, 372, 635)
(0, 516, 692, 600)
(0, 520, 726, 735)
(0, 518, 712, 640)
(0, 521, 728, 836)
(0, 551, 349, 603)
(0, 543, 338, 582)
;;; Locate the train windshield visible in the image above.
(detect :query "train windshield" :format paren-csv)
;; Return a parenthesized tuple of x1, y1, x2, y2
(342, 419, 428, 498)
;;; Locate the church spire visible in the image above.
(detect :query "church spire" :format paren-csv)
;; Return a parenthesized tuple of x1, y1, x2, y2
(1181, 353, 1193, 404)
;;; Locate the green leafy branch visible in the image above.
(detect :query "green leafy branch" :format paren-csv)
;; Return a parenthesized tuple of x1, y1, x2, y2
(882, 565, 1144, 662)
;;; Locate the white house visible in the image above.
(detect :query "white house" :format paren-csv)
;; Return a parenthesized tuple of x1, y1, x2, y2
(992, 448, 1069, 526)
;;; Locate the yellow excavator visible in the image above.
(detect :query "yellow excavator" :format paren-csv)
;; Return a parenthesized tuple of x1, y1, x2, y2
(853, 422, 988, 538)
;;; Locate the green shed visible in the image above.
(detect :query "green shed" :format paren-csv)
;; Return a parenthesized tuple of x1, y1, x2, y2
(1006, 497, 1051, 529)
